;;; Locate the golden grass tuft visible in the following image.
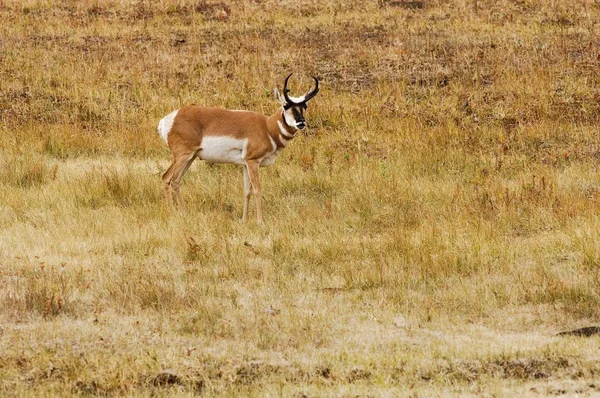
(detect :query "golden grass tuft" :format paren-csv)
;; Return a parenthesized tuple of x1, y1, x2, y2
(0, 153, 55, 188)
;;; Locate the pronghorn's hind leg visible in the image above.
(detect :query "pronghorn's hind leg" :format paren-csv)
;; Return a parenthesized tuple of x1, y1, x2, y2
(163, 150, 197, 210)
(162, 161, 176, 205)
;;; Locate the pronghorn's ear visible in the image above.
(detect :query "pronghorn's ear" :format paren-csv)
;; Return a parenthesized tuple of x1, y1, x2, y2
(274, 87, 286, 106)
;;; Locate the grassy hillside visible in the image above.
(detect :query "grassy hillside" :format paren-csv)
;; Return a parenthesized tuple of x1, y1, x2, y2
(1, 0, 600, 396)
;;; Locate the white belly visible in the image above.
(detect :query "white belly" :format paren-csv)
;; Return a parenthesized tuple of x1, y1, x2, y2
(198, 136, 248, 165)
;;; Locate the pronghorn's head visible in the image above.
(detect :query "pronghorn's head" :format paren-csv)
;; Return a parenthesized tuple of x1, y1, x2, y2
(274, 73, 319, 130)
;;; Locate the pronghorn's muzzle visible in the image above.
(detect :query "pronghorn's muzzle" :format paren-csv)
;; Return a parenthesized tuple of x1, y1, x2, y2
(296, 121, 306, 130)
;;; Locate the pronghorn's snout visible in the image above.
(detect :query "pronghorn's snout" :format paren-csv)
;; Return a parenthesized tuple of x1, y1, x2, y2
(296, 121, 306, 130)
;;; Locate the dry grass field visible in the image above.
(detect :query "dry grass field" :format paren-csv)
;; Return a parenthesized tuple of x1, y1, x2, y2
(2, 0, 600, 396)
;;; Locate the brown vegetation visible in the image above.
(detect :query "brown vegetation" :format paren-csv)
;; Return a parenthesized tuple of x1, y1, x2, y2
(1, 0, 600, 395)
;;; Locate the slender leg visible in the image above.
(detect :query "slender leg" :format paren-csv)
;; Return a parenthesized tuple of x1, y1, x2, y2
(245, 160, 262, 224)
(171, 154, 196, 210)
(162, 151, 196, 210)
(162, 161, 176, 205)
(242, 165, 252, 222)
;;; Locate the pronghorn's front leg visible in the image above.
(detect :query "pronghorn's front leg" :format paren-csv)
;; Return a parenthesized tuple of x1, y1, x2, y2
(242, 165, 251, 222)
(245, 160, 262, 223)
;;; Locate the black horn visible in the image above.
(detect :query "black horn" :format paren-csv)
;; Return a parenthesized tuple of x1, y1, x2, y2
(303, 76, 319, 102)
(283, 73, 294, 104)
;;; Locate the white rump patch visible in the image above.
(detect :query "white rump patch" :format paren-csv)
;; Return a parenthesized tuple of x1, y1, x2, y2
(157, 109, 179, 144)
(198, 136, 248, 165)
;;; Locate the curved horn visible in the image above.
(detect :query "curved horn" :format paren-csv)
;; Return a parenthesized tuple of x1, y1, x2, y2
(282, 73, 294, 104)
(303, 76, 319, 102)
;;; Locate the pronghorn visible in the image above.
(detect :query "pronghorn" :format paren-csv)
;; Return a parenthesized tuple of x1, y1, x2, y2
(157, 73, 319, 223)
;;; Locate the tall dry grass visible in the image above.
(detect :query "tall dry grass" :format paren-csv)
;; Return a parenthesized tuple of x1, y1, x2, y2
(1, 0, 600, 395)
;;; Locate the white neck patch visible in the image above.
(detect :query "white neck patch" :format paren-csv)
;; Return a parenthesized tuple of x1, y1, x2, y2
(277, 120, 296, 138)
(268, 134, 277, 152)
(278, 133, 291, 147)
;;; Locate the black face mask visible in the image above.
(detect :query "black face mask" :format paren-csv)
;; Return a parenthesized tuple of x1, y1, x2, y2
(282, 103, 307, 128)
